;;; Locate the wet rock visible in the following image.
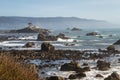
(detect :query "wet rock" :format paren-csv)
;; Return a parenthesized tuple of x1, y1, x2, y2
(82, 66, 90, 71)
(56, 33, 69, 39)
(104, 72, 120, 80)
(71, 27, 81, 31)
(114, 39, 120, 45)
(41, 42, 55, 52)
(82, 63, 89, 66)
(41, 71, 45, 74)
(76, 72, 86, 78)
(60, 61, 80, 71)
(69, 74, 77, 79)
(37, 33, 57, 41)
(37, 33, 46, 41)
(76, 66, 90, 73)
(86, 32, 99, 36)
(46, 76, 65, 80)
(107, 45, 115, 52)
(24, 42, 35, 47)
(69, 72, 86, 79)
(97, 60, 110, 71)
(99, 35, 103, 38)
(118, 58, 120, 63)
(96, 74, 103, 78)
(0, 36, 9, 41)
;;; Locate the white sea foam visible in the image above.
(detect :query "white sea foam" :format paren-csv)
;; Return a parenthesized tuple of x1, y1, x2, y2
(18, 36, 37, 40)
(0, 42, 24, 46)
(57, 38, 74, 42)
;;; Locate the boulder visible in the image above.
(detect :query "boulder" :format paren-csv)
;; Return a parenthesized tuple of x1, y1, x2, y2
(46, 76, 65, 80)
(46, 35, 57, 41)
(104, 72, 120, 80)
(76, 72, 86, 78)
(82, 63, 89, 66)
(107, 45, 115, 52)
(24, 42, 35, 47)
(76, 66, 90, 73)
(96, 74, 103, 78)
(71, 27, 81, 31)
(37, 33, 57, 41)
(60, 61, 80, 71)
(86, 32, 99, 36)
(97, 60, 110, 71)
(41, 42, 55, 52)
(37, 33, 46, 41)
(69, 72, 86, 79)
(56, 33, 69, 39)
(69, 74, 77, 79)
(114, 39, 120, 45)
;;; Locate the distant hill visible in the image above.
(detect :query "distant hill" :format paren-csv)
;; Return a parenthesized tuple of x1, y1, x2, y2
(0, 16, 118, 30)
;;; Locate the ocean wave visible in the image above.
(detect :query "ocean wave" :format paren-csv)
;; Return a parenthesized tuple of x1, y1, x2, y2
(57, 38, 74, 42)
(18, 36, 37, 40)
(95, 43, 112, 45)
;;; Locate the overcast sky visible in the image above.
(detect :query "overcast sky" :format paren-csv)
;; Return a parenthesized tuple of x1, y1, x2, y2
(0, 0, 120, 24)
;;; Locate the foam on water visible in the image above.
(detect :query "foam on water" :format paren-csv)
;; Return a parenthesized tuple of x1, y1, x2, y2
(57, 38, 74, 42)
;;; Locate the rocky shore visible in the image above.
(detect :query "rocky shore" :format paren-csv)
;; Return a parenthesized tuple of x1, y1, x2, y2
(0, 42, 120, 80)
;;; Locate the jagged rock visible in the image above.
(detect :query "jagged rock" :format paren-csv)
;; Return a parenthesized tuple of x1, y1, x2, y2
(76, 66, 90, 73)
(71, 27, 81, 31)
(82, 63, 89, 66)
(37, 33, 69, 41)
(104, 72, 120, 80)
(86, 32, 99, 36)
(46, 35, 57, 41)
(56, 33, 69, 39)
(41, 42, 55, 52)
(97, 60, 110, 71)
(82, 66, 90, 71)
(107, 45, 115, 52)
(24, 42, 35, 47)
(69, 72, 86, 79)
(96, 74, 103, 78)
(114, 39, 120, 45)
(37, 33, 46, 41)
(46, 76, 65, 80)
(76, 72, 86, 78)
(0, 36, 8, 41)
(69, 74, 77, 79)
(60, 61, 80, 71)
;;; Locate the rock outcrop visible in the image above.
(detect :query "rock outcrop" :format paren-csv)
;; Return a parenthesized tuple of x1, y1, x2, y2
(107, 45, 115, 52)
(71, 27, 82, 31)
(8, 23, 50, 34)
(86, 32, 99, 36)
(37, 33, 69, 41)
(113, 39, 120, 45)
(24, 42, 35, 47)
(69, 72, 86, 79)
(95, 74, 103, 78)
(60, 61, 80, 71)
(46, 76, 65, 80)
(97, 60, 110, 71)
(41, 42, 55, 52)
(104, 72, 120, 80)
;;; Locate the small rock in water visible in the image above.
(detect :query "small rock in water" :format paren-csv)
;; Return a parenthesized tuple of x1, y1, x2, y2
(104, 72, 120, 80)
(60, 61, 80, 71)
(46, 76, 65, 80)
(97, 60, 110, 71)
(95, 74, 103, 78)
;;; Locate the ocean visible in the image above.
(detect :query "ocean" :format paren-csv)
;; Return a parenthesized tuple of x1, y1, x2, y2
(0, 28, 120, 50)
